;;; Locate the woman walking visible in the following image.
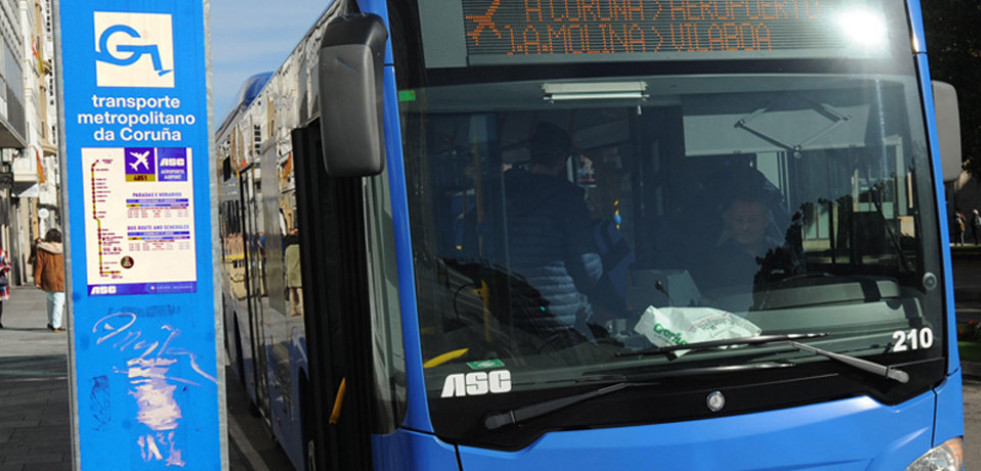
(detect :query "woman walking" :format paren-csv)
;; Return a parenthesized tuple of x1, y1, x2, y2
(34, 229, 65, 332)
(0, 244, 11, 328)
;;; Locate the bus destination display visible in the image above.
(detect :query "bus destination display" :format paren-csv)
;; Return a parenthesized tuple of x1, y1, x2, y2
(459, 0, 881, 64)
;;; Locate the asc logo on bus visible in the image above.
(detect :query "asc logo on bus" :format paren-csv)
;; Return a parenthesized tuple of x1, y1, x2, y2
(90, 286, 118, 295)
(441, 370, 512, 398)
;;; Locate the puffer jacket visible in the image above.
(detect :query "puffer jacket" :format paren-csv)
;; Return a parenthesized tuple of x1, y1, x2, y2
(34, 241, 65, 292)
(502, 169, 602, 330)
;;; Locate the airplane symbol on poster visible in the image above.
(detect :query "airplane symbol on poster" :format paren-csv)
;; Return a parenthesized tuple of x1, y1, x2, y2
(129, 151, 150, 172)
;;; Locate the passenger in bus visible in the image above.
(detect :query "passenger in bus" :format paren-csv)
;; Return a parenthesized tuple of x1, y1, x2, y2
(502, 122, 603, 337)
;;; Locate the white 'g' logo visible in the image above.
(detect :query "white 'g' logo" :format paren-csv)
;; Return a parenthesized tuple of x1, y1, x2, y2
(94, 12, 174, 88)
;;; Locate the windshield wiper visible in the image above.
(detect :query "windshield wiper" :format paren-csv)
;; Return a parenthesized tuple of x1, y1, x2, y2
(615, 333, 828, 357)
(616, 332, 909, 383)
(484, 382, 628, 430)
(787, 340, 909, 383)
(483, 363, 792, 430)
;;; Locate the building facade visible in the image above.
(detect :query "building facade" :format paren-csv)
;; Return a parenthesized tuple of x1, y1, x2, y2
(7, 0, 59, 284)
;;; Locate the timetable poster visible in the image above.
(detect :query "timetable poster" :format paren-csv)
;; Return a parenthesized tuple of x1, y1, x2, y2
(82, 147, 197, 295)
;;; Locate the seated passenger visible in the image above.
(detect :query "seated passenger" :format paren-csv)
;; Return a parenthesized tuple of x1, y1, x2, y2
(503, 122, 603, 335)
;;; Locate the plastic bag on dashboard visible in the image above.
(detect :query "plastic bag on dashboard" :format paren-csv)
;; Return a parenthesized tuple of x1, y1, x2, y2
(633, 306, 762, 356)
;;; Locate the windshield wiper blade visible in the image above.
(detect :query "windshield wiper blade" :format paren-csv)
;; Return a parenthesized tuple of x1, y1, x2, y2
(578, 362, 794, 383)
(787, 340, 909, 383)
(615, 333, 828, 357)
(484, 382, 628, 430)
(616, 332, 908, 383)
(483, 363, 792, 430)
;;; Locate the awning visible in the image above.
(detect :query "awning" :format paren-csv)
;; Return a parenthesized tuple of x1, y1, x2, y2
(16, 183, 38, 197)
(0, 114, 25, 149)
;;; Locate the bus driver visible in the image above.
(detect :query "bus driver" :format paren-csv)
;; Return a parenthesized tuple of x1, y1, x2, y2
(696, 189, 800, 302)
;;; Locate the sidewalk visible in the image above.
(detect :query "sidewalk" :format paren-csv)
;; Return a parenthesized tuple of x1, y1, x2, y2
(0, 285, 71, 471)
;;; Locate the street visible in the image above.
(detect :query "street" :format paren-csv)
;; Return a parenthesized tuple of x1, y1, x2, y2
(952, 254, 981, 469)
(966, 378, 981, 468)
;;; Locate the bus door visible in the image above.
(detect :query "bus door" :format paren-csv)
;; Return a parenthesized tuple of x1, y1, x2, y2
(291, 123, 376, 470)
(240, 165, 271, 418)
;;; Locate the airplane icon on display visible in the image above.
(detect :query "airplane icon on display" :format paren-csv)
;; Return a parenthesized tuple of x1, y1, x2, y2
(129, 151, 150, 172)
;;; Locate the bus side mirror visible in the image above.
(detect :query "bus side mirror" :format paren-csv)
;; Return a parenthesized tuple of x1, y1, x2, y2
(932, 81, 961, 183)
(318, 13, 388, 177)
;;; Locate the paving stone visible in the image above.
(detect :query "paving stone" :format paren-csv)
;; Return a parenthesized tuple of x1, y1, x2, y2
(0, 287, 71, 469)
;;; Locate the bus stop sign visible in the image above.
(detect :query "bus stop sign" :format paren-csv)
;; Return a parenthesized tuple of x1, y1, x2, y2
(55, 1, 225, 469)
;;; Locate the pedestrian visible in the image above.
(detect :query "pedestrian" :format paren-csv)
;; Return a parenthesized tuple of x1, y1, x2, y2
(973, 209, 981, 244)
(26, 236, 40, 265)
(284, 228, 302, 316)
(0, 244, 11, 328)
(33, 228, 65, 332)
(954, 211, 966, 246)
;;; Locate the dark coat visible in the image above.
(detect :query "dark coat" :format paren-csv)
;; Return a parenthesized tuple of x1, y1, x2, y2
(503, 169, 602, 328)
(0, 249, 10, 301)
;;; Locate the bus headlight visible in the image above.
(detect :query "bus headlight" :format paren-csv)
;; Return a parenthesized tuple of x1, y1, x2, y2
(905, 437, 964, 471)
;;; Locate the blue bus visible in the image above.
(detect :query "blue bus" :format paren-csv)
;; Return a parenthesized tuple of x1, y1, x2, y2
(216, 0, 966, 469)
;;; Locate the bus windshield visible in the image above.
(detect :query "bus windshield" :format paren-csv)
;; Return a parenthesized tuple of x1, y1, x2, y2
(392, 0, 946, 449)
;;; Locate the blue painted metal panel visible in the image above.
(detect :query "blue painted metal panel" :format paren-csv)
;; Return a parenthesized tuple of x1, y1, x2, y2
(914, 52, 961, 375)
(910, 2, 964, 452)
(372, 429, 460, 471)
(458, 393, 935, 470)
(58, 1, 222, 469)
(933, 373, 965, 447)
(381, 64, 432, 433)
(908, 0, 927, 53)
